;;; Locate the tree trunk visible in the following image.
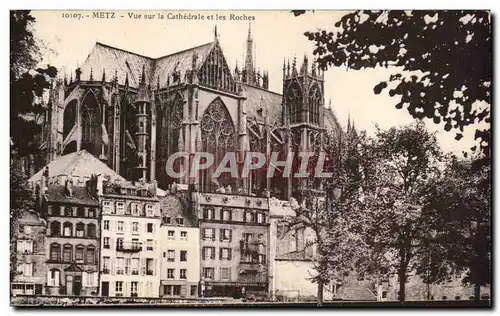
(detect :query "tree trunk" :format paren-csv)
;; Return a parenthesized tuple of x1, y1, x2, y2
(317, 280, 324, 306)
(398, 246, 406, 303)
(474, 284, 481, 302)
(426, 283, 431, 301)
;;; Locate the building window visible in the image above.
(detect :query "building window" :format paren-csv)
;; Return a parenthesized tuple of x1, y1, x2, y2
(116, 257, 124, 275)
(132, 238, 140, 250)
(17, 263, 33, 276)
(17, 240, 33, 254)
(125, 258, 131, 275)
(221, 267, 231, 280)
(83, 271, 96, 287)
(63, 222, 73, 237)
(146, 239, 153, 251)
(131, 258, 139, 275)
(47, 269, 60, 286)
(167, 250, 175, 262)
(130, 281, 138, 297)
(102, 257, 110, 274)
(130, 203, 138, 216)
(103, 237, 110, 249)
(203, 228, 215, 240)
(86, 246, 95, 264)
(220, 229, 232, 241)
(63, 244, 72, 262)
(190, 285, 197, 296)
(203, 267, 214, 279)
(47, 205, 53, 215)
(116, 238, 124, 249)
(202, 247, 215, 260)
(243, 233, 253, 243)
(50, 221, 61, 236)
(146, 258, 155, 275)
(87, 223, 96, 238)
(146, 204, 154, 217)
(116, 202, 125, 215)
(163, 216, 171, 224)
(76, 222, 85, 237)
(180, 269, 187, 279)
(117, 221, 124, 232)
(77, 207, 85, 217)
(180, 251, 187, 262)
(50, 243, 61, 261)
(147, 223, 154, 233)
(103, 220, 110, 230)
(64, 207, 72, 217)
(245, 211, 255, 223)
(220, 247, 232, 260)
(256, 212, 264, 223)
(203, 207, 214, 220)
(115, 281, 123, 296)
(258, 254, 266, 264)
(103, 201, 114, 214)
(180, 231, 187, 241)
(176, 217, 184, 225)
(88, 208, 95, 218)
(132, 222, 139, 233)
(167, 269, 175, 279)
(75, 245, 84, 262)
(221, 209, 232, 221)
(168, 230, 175, 240)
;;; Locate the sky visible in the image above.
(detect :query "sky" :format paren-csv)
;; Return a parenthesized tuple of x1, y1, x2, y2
(31, 10, 488, 155)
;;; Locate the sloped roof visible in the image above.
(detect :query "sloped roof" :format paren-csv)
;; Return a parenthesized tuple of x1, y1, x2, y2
(29, 150, 126, 184)
(79, 42, 213, 88)
(17, 210, 45, 226)
(336, 286, 377, 301)
(242, 84, 283, 125)
(45, 185, 99, 206)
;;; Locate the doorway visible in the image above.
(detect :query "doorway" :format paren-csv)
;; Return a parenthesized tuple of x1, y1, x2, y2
(101, 281, 109, 297)
(73, 275, 82, 296)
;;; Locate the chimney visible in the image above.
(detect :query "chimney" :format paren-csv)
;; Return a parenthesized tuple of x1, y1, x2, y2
(57, 174, 68, 186)
(96, 174, 103, 196)
(65, 178, 73, 197)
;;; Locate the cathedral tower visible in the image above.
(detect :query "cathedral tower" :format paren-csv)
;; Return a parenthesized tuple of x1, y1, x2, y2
(134, 65, 151, 181)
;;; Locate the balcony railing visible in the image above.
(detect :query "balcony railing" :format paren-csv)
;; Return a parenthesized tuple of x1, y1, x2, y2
(116, 242, 142, 252)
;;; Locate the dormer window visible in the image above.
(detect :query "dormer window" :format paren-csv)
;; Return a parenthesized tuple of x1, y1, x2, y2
(116, 202, 125, 215)
(176, 217, 184, 225)
(103, 201, 114, 214)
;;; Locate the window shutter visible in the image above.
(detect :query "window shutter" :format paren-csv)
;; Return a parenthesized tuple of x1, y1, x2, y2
(202, 247, 205, 260)
(243, 211, 247, 222)
(141, 258, 146, 275)
(82, 272, 87, 287)
(229, 211, 232, 221)
(212, 229, 216, 241)
(219, 248, 223, 260)
(228, 248, 232, 261)
(211, 247, 215, 260)
(124, 281, 129, 296)
(219, 229, 223, 241)
(111, 258, 116, 275)
(220, 210, 224, 221)
(93, 272, 98, 286)
(229, 230, 232, 242)
(152, 259, 156, 276)
(202, 229, 206, 240)
(203, 209, 208, 219)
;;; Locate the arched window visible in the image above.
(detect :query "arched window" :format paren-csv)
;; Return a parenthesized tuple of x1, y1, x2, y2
(86, 246, 96, 264)
(63, 100, 77, 140)
(87, 223, 96, 238)
(48, 269, 61, 286)
(50, 221, 61, 236)
(81, 91, 102, 156)
(75, 245, 84, 262)
(62, 222, 73, 237)
(76, 222, 85, 237)
(200, 98, 236, 192)
(286, 82, 303, 124)
(308, 84, 321, 125)
(50, 243, 61, 261)
(63, 244, 73, 263)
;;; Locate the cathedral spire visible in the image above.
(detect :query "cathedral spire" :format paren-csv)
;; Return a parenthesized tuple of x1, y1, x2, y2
(347, 112, 351, 132)
(245, 23, 255, 85)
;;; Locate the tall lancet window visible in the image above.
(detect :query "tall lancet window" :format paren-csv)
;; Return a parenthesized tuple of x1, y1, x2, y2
(200, 98, 236, 192)
(286, 82, 303, 124)
(81, 91, 102, 156)
(309, 85, 321, 125)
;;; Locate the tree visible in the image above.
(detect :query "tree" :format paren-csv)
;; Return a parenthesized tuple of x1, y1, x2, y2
(282, 129, 364, 305)
(355, 121, 442, 303)
(10, 10, 57, 159)
(10, 152, 36, 281)
(293, 10, 491, 156)
(427, 156, 491, 301)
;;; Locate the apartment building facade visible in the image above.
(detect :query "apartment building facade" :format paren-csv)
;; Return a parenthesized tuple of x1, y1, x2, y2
(158, 194, 200, 298)
(11, 210, 47, 296)
(98, 176, 161, 298)
(197, 192, 270, 298)
(42, 175, 101, 296)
